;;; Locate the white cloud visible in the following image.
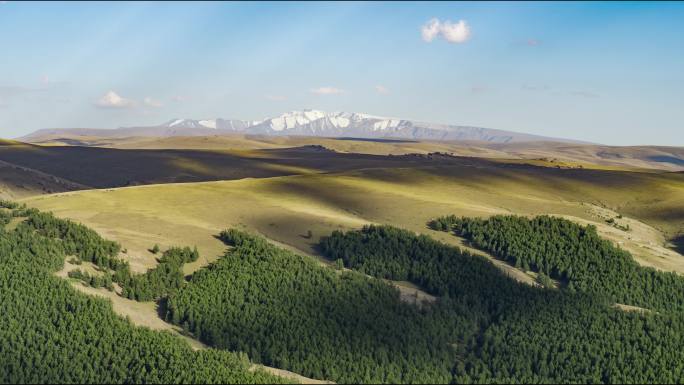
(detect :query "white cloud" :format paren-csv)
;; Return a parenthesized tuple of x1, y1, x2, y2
(375, 85, 389, 94)
(440, 20, 471, 44)
(310, 87, 344, 95)
(143, 97, 163, 108)
(95, 91, 134, 109)
(171, 95, 188, 102)
(421, 18, 441, 42)
(421, 18, 471, 44)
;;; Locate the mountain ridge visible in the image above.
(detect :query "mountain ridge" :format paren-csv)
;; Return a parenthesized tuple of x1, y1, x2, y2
(19, 109, 586, 144)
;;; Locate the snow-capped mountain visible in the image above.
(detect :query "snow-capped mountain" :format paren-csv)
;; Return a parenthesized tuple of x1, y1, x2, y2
(153, 110, 560, 143)
(20, 109, 580, 144)
(166, 119, 216, 129)
(250, 111, 405, 135)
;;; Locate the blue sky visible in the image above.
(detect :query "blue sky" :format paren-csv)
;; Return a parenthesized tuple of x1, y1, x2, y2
(0, 1, 682, 145)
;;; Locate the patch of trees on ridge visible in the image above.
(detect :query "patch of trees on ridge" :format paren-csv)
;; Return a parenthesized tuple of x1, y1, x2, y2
(0, 201, 284, 384)
(24, 209, 200, 302)
(430, 214, 684, 313)
(164, 229, 470, 383)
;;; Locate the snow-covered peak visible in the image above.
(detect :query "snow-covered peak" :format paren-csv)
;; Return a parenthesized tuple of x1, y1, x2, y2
(165, 109, 422, 135)
(257, 110, 403, 132)
(163, 110, 409, 132)
(167, 119, 187, 128)
(266, 110, 327, 131)
(163, 119, 221, 129)
(198, 120, 217, 129)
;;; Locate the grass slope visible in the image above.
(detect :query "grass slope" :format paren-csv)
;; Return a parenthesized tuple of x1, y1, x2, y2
(23, 162, 684, 276)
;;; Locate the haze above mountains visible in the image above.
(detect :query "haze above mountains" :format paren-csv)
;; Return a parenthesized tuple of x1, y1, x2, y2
(20, 109, 581, 144)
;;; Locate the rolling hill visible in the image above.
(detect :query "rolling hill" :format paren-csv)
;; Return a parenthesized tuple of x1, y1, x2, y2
(22, 159, 684, 275)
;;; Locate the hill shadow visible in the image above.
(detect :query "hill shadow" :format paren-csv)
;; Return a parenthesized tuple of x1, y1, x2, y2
(648, 155, 684, 166)
(671, 235, 684, 256)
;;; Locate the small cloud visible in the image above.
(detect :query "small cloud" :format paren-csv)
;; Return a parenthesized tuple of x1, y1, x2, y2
(310, 86, 344, 95)
(421, 18, 441, 42)
(570, 90, 600, 98)
(265, 94, 287, 101)
(440, 20, 471, 44)
(421, 18, 471, 44)
(374, 85, 389, 95)
(143, 97, 163, 108)
(526, 39, 541, 46)
(171, 95, 188, 102)
(95, 90, 134, 109)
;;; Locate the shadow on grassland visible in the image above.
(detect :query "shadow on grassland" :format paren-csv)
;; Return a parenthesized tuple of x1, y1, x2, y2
(671, 235, 684, 256)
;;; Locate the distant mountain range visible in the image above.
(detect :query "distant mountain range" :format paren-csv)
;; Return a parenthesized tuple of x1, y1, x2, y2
(20, 110, 581, 144)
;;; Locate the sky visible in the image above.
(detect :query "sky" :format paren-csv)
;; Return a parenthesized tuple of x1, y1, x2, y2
(0, 1, 683, 145)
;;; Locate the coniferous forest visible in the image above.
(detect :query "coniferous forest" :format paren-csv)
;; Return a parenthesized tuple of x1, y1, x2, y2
(319, 223, 684, 383)
(429, 214, 684, 312)
(5, 199, 684, 384)
(0, 202, 284, 384)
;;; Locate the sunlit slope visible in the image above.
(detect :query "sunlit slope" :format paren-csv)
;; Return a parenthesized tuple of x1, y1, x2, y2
(23, 163, 684, 275)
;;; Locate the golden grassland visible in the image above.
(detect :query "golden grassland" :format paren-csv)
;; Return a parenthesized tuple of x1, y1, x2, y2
(23, 162, 684, 275)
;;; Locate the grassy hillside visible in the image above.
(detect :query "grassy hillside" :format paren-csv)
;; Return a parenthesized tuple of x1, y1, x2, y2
(23, 162, 684, 276)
